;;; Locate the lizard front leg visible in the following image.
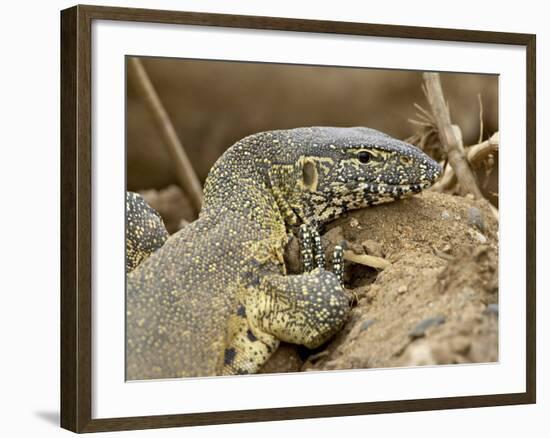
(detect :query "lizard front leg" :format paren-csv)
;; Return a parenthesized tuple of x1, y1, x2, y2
(222, 226, 349, 376)
(222, 269, 350, 375)
(250, 269, 350, 349)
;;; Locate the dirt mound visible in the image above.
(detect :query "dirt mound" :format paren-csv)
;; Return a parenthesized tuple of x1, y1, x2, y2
(261, 191, 499, 374)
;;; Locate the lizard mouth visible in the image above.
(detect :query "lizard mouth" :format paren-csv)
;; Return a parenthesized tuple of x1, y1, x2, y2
(362, 180, 434, 197)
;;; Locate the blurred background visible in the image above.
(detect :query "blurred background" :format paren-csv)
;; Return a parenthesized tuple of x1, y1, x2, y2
(126, 57, 498, 230)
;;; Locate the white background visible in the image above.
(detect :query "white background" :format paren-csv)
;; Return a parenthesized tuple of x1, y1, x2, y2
(0, 0, 546, 437)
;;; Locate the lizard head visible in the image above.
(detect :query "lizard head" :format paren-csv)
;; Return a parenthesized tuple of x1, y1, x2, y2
(268, 126, 442, 226)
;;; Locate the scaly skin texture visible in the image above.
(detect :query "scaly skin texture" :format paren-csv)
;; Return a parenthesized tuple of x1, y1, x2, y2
(125, 192, 169, 273)
(126, 127, 442, 379)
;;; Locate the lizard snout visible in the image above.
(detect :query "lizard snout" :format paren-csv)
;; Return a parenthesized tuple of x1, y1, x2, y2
(426, 157, 443, 185)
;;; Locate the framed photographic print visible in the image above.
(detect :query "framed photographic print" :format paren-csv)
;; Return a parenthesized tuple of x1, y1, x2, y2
(60, 4, 536, 433)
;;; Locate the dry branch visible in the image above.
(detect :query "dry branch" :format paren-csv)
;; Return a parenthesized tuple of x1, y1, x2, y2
(128, 57, 203, 216)
(468, 132, 499, 164)
(477, 94, 484, 144)
(422, 73, 484, 199)
(344, 250, 391, 270)
(431, 132, 499, 193)
(430, 162, 456, 192)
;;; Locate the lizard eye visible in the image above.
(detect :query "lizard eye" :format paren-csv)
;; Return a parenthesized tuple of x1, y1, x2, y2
(357, 151, 373, 164)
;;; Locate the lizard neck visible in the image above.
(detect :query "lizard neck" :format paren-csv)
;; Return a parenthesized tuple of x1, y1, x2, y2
(266, 168, 304, 229)
(202, 162, 288, 241)
(201, 132, 313, 240)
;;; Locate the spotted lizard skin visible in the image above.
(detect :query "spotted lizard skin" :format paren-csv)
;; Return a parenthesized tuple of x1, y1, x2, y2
(126, 127, 441, 379)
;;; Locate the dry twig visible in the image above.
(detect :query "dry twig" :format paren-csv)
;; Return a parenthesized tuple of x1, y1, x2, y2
(343, 250, 391, 270)
(422, 73, 484, 199)
(431, 131, 499, 193)
(468, 132, 499, 165)
(128, 57, 203, 216)
(477, 93, 484, 144)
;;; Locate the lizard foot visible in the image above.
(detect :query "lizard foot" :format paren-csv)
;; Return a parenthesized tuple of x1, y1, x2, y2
(246, 270, 350, 350)
(221, 232, 351, 375)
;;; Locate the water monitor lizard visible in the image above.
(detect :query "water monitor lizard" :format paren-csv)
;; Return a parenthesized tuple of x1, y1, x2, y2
(126, 126, 442, 379)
